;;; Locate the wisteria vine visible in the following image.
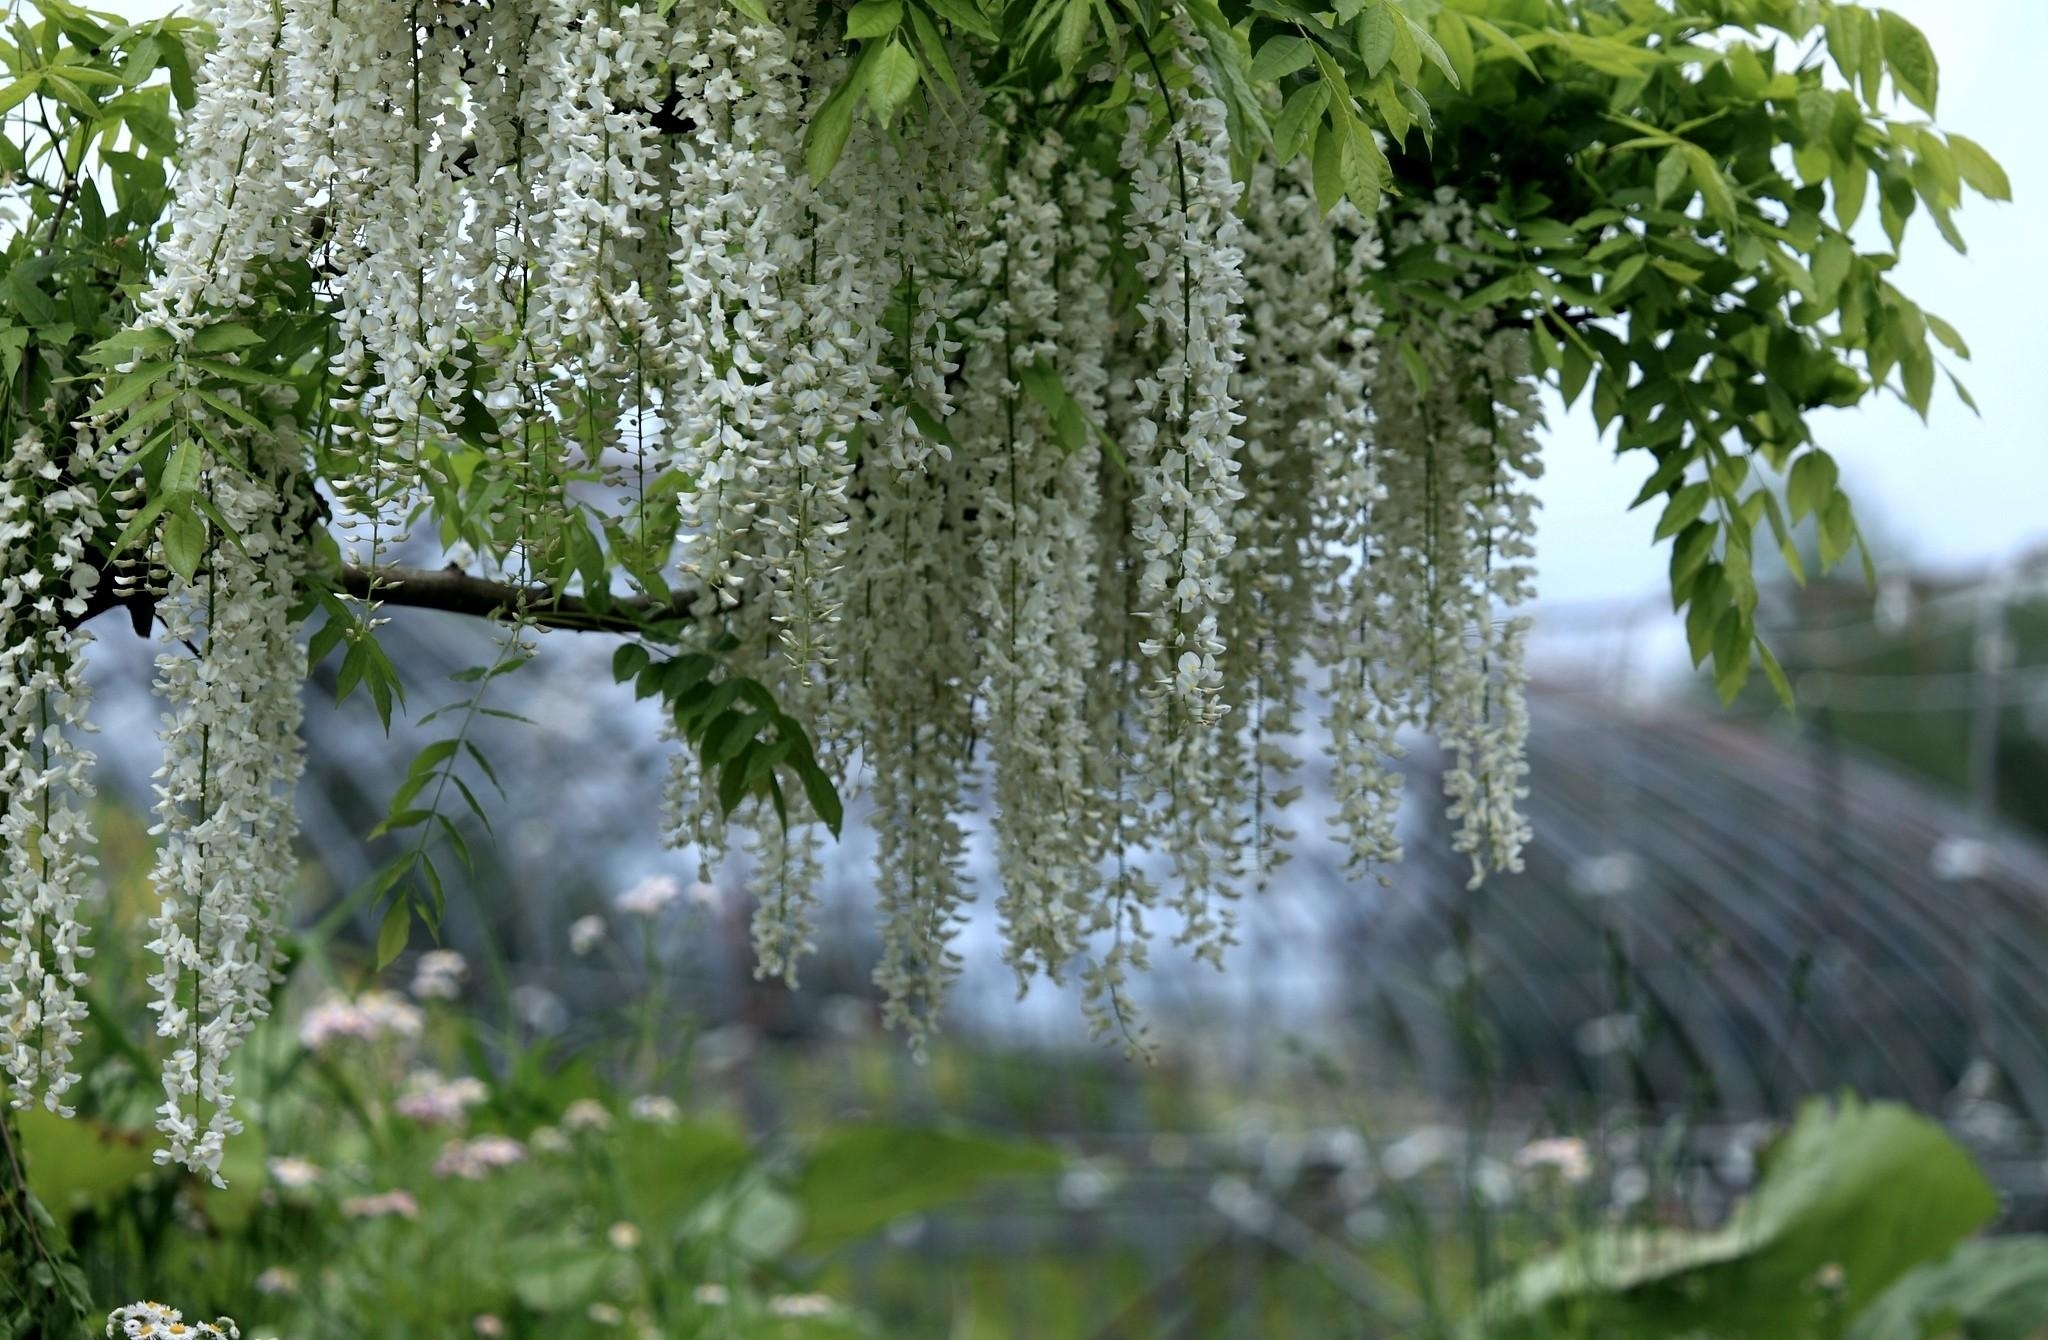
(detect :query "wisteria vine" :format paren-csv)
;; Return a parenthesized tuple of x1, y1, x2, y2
(6, 0, 1555, 1172)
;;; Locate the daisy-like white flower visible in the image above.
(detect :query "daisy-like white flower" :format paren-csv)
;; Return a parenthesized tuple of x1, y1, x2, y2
(298, 990, 423, 1052)
(106, 1302, 240, 1338)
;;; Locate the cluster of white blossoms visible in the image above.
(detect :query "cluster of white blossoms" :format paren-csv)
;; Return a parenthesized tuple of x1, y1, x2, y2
(0, 428, 106, 1113)
(7, 0, 1549, 1124)
(107, 1301, 239, 1339)
(143, 447, 310, 1182)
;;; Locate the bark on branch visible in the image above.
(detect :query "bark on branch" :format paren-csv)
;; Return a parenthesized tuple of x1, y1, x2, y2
(337, 563, 703, 634)
(63, 559, 702, 638)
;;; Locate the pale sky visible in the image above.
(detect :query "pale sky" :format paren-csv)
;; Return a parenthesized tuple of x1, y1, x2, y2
(1536, 0, 2046, 611)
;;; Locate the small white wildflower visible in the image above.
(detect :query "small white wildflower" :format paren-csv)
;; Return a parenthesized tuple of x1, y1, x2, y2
(767, 1293, 835, 1319)
(340, 1189, 419, 1220)
(433, 1134, 526, 1180)
(628, 1094, 680, 1125)
(266, 1155, 323, 1189)
(299, 990, 423, 1052)
(107, 1302, 239, 1338)
(509, 983, 568, 1036)
(614, 874, 683, 918)
(253, 1266, 299, 1295)
(568, 915, 607, 956)
(393, 1070, 489, 1126)
(1513, 1136, 1593, 1185)
(409, 949, 468, 1001)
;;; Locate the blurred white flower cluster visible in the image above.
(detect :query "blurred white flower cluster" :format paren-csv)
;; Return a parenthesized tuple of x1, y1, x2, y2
(433, 1133, 527, 1180)
(409, 949, 468, 1001)
(298, 989, 424, 1052)
(395, 1069, 490, 1127)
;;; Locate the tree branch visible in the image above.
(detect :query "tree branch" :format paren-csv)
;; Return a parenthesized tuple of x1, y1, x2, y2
(60, 560, 704, 638)
(338, 563, 703, 634)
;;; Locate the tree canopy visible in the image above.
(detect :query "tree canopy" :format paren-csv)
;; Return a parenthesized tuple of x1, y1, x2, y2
(0, 0, 2007, 1179)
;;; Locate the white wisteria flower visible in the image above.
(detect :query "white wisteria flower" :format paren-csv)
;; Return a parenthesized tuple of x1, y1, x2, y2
(26, 0, 1555, 1099)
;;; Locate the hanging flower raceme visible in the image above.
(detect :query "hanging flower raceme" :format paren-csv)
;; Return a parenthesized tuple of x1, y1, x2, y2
(1225, 159, 1341, 894)
(0, 429, 106, 1114)
(142, 443, 308, 1183)
(959, 121, 1104, 991)
(662, 0, 808, 607)
(1367, 190, 1541, 886)
(70, 0, 1557, 1088)
(1311, 200, 1407, 878)
(1119, 61, 1250, 969)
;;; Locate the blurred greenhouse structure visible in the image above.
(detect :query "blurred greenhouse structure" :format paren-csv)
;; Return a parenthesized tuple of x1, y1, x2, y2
(80, 562, 2048, 1116)
(56, 555, 2048, 1329)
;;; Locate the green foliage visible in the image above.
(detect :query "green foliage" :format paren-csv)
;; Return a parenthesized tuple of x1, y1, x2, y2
(1475, 1096, 2002, 1338)
(26, 963, 1056, 1335)
(790, 1124, 1062, 1253)
(1846, 1237, 2048, 1340)
(1359, 0, 2007, 706)
(0, 0, 198, 604)
(359, 639, 527, 964)
(613, 640, 844, 836)
(13, 1107, 156, 1217)
(0, 1115, 93, 1340)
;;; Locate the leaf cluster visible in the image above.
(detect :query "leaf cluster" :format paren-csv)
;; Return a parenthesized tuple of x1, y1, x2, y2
(1369, 0, 2008, 703)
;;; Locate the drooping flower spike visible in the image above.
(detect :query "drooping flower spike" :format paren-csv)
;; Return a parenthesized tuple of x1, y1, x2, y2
(18, 0, 1543, 1168)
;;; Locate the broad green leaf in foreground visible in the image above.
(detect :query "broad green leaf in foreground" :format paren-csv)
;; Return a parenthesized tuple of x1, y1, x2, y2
(1473, 1096, 1998, 1338)
(791, 1123, 1060, 1254)
(1848, 1236, 2048, 1340)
